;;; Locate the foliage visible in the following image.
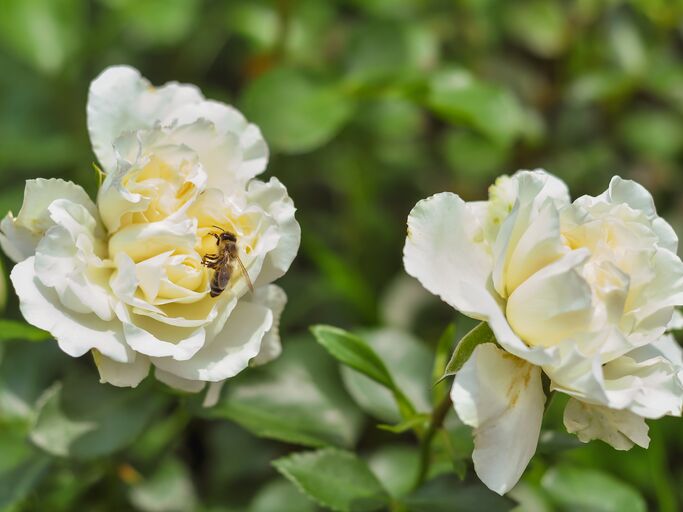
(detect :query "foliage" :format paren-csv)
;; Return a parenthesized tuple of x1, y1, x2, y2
(2, 0, 683, 510)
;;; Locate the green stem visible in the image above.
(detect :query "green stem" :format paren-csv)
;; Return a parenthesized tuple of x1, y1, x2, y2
(414, 393, 452, 489)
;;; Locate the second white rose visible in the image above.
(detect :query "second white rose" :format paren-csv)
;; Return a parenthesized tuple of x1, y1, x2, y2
(404, 170, 683, 494)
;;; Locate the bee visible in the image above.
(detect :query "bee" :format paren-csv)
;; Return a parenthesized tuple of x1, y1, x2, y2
(201, 226, 254, 297)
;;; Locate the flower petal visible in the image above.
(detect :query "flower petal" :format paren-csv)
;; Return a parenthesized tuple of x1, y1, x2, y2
(250, 285, 287, 366)
(11, 258, 131, 362)
(492, 170, 570, 299)
(506, 249, 592, 348)
(563, 398, 649, 450)
(169, 100, 269, 181)
(0, 179, 98, 262)
(582, 176, 678, 253)
(87, 65, 203, 172)
(150, 300, 272, 382)
(121, 310, 207, 362)
(154, 368, 206, 393)
(451, 343, 545, 495)
(404, 192, 555, 365)
(248, 178, 301, 288)
(93, 350, 150, 387)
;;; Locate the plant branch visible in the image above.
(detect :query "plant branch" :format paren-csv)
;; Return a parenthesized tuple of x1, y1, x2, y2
(414, 393, 452, 490)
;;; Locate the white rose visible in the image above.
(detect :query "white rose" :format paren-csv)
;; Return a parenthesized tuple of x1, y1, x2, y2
(404, 170, 683, 494)
(1, 66, 300, 402)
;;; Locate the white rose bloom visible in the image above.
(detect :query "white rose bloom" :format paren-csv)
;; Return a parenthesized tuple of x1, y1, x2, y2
(404, 170, 683, 494)
(0, 66, 300, 399)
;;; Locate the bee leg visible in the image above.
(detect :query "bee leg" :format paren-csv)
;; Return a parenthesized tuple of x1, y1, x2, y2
(202, 253, 220, 266)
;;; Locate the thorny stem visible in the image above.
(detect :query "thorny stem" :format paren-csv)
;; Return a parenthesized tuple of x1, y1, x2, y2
(414, 393, 453, 490)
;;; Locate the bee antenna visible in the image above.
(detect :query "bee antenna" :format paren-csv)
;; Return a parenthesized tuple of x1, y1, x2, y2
(212, 225, 225, 232)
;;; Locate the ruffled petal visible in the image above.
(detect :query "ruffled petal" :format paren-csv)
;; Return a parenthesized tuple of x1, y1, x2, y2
(563, 398, 649, 450)
(506, 249, 593, 348)
(492, 170, 570, 298)
(0, 179, 98, 262)
(150, 300, 272, 382)
(87, 65, 203, 172)
(93, 350, 150, 387)
(250, 285, 287, 366)
(154, 368, 206, 393)
(451, 343, 545, 495)
(11, 258, 131, 363)
(404, 192, 556, 365)
(248, 178, 301, 288)
(168, 100, 269, 182)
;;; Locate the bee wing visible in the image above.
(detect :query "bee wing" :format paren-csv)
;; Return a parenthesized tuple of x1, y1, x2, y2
(235, 255, 254, 293)
(214, 262, 231, 291)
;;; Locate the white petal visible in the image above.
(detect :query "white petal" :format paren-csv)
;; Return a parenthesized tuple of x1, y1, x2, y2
(93, 350, 150, 387)
(17, 178, 97, 230)
(628, 333, 683, 369)
(587, 176, 678, 252)
(602, 355, 683, 418)
(248, 178, 301, 287)
(492, 170, 570, 298)
(202, 381, 225, 407)
(563, 398, 649, 450)
(154, 368, 206, 393)
(151, 300, 272, 382)
(250, 285, 287, 366)
(669, 309, 683, 331)
(502, 200, 566, 295)
(404, 192, 555, 365)
(0, 179, 98, 262)
(506, 249, 592, 348)
(122, 313, 207, 361)
(0, 213, 41, 262)
(169, 100, 269, 181)
(108, 218, 196, 262)
(11, 258, 131, 362)
(87, 65, 203, 172)
(451, 343, 545, 495)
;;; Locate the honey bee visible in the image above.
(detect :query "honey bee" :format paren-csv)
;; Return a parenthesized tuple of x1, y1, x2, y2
(201, 226, 254, 297)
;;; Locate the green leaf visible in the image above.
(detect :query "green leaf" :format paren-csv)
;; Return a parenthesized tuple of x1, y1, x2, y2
(0, 453, 50, 510)
(0, 341, 62, 423)
(440, 130, 509, 184)
(311, 325, 417, 420)
(205, 337, 363, 448)
(619, 108, 683, 159)
(502, 0, 567, 58)
(0, 0, 84, 73)
(344, 20, 435, 86)
(128, 457, 198, 512)
(440, 322, 496, 381)
(427, 69, 525, 147)
(377, 414, 429, 434)
(250, 479, 316, 512)
(0, 320, 51, 343)
(404, 475, 516, 512)
(29, 373, 168, 459)
(0, 424, 51, 509)
(341, 328, 432, 423)
(541, 465, 647, 512)
(101, 0, 200, 46)
(241, 67, 354, 154)
(273, 448, 390, 512)
(0, 259, 6, 313)
(367, 446, 420, 498)
(311, 325, 395, 388)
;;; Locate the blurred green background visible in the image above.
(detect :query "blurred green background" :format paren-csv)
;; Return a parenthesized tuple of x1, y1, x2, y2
(1, 0, 683, 510)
